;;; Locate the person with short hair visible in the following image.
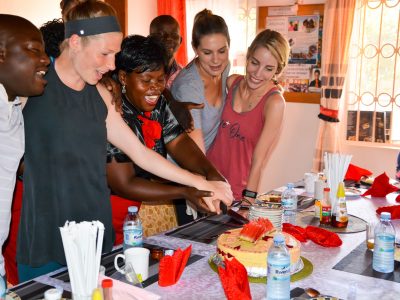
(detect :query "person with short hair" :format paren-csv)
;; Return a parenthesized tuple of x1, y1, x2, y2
(107, 34, 227, 240)
(0, 13, 50, 283)
(18, 1, 232, 282)
(39, 19, 64, 62)
(309, 69, 320, 88)
(149, 15, 182, 89)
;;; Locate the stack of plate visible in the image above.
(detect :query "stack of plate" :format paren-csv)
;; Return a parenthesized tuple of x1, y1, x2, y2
(248, 204, 283, 230)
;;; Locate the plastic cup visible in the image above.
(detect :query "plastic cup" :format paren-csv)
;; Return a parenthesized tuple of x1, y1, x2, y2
(304, 172, 317, 194)
(114, 247, 150, 281)
(366, 221, 376, 251)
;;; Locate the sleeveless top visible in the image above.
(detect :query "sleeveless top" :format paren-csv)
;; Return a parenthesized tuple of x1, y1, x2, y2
(19, 64, 111, 267)
(171, 60, 230, 150)
(207, 76, 280, 200)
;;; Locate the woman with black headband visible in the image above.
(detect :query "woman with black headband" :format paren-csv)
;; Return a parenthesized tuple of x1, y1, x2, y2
(18, 1, 233, 281)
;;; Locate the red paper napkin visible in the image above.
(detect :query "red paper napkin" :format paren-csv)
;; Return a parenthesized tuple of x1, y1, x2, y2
(218, 257, 251, 300)
(282, 223, 308, 242)
(305, 226, 342, 247)
(158, 245, 192, 287)
(345, 163, 373, 182)
(376, 205, 400, 219)
(362, 173, 399, 197)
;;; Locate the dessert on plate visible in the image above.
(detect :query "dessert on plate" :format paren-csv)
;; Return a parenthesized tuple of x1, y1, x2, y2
(216, 218, 301, 277)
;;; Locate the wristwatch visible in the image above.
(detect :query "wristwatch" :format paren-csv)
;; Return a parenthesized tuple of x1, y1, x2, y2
(242, 189, 257, 199)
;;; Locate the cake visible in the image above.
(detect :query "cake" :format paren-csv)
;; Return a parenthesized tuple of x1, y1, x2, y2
(216, 223, 301, 276)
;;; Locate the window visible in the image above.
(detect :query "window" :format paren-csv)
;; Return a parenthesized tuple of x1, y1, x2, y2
(345, 0, 400, 145)
(185, 0, 257, 75)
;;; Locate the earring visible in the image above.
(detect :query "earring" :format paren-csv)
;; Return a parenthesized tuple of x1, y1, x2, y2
(122, 85, 126, 94)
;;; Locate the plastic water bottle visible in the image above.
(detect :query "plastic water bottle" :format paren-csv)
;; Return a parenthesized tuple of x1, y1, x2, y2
(267, 234, 290, 300)
(123, 206, 143, 250)
(0, 274, 6, 300)
(281, 183, 298, 225)
(373, 212, 396, 273)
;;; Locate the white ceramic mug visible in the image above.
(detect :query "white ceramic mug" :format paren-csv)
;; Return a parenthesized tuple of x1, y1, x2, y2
(304, 172, 318, 194)
(114, 247, 150, 281)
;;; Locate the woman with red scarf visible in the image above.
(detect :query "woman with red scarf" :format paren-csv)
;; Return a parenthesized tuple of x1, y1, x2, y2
(107, 35, 228, 242)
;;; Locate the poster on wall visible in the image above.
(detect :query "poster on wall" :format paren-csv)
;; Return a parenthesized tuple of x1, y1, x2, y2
(287, 15, 319, 65)
(266, 14, 321, 93)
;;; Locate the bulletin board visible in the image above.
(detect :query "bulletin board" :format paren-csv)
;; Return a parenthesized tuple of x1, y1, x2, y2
(258, 4, 324, 104)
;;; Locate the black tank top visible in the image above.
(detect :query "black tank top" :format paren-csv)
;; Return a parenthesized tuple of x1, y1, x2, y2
(19, 64, 113, 266)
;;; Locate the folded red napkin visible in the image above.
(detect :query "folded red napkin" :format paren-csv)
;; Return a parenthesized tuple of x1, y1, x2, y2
(376, 205, 400, 219)
(345, 163, 373, 181)
(305, 226, 342, 247)
(158, 245, 192, 287)
(218, 257, 251, 300)
(282, 223, 308, 242)
(362, 172, 399, 197)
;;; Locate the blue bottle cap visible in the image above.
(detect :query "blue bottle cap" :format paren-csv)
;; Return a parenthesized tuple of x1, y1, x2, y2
(380, 212, 391, 220)
(273, 233, 285, 244)
(287, 183, 294, 189)
(128, 206, 138, 213)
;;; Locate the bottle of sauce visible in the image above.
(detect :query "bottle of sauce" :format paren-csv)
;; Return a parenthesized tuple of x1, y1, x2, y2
(331, 182, 348, 228)
(101, 279, 113, 300)
(320, 187, 331, 226)
(314, 174, 325, 219)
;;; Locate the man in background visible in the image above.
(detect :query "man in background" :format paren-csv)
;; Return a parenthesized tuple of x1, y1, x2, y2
(0, 14, 49, 285)
(149, 15, 183, 89)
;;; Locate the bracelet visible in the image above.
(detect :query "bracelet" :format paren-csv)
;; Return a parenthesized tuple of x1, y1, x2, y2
(242, 189, 257, 199)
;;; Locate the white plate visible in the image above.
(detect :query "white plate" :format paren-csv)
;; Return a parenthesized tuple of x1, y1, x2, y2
(345, 188, 362, 199)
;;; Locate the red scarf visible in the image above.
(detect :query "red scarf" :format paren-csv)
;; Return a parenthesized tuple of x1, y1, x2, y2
(137, 112, 162, 149)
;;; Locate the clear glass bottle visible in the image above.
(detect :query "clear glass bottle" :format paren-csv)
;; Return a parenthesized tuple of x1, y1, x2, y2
(331, 182, 348, 228)
(267, 234, 290, 300)
(373, 212, 396, 273)
(123, 206, 143, 250)
(281, 183, 298, 225)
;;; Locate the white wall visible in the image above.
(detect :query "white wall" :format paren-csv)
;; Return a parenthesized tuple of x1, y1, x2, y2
(259, 102, 320, 193)
(342, 144, 399, 179)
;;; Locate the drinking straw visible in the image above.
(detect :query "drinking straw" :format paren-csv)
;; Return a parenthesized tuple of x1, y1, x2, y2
(94, 221, 105, 288)
(60, 220, 105, 298)
(323, 152, 352, 207)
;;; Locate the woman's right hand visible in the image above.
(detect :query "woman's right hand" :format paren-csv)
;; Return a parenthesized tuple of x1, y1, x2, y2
(195, 180, 234, 213)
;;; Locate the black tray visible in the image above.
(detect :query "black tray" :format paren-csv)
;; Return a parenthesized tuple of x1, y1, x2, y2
(165, 213, 243, 244)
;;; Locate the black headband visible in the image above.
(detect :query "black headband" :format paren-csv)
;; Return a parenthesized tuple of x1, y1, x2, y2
(64, 16, 120, 38)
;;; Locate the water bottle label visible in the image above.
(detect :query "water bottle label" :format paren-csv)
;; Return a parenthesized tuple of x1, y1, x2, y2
(124, 228, 143, 247)
(267, 261, 290, 281)
(373, 233, 395, 272)
(282, 198, 295, 210)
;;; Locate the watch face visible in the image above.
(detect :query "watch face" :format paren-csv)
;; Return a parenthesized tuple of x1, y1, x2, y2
(242, 189, 257, 198)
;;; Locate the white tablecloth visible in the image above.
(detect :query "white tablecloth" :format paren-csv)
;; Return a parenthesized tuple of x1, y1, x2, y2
(144, 190, 400, 300)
